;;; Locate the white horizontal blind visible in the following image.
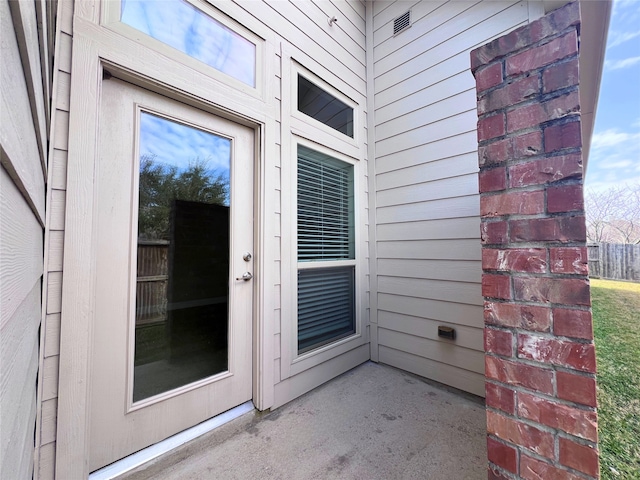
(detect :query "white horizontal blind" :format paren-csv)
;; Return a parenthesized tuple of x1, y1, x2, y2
(298, 267, 355, 352)
(297, 146, 354, 261)
(297, 145, 356, 353)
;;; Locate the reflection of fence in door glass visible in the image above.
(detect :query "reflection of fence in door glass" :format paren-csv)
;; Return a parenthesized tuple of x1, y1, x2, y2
(133, 112, 232, 402)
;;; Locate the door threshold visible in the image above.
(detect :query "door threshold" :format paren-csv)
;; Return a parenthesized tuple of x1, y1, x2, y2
(89, 401, 255, 480)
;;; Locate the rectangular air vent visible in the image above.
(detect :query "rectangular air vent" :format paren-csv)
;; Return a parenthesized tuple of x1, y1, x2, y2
(394, 10, 411, 35)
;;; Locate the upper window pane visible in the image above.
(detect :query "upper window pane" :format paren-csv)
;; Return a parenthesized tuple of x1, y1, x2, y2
(298, 75, 354, 137)
(297, 146, 354, 261)
(121, 0, 256, 87)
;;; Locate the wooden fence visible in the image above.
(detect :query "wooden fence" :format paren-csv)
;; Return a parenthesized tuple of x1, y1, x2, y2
(136, 240, 169, 325)
(588, 243, 640, 282)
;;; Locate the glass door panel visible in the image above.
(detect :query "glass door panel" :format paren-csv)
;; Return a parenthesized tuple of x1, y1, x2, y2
(134, 112, 232, 402)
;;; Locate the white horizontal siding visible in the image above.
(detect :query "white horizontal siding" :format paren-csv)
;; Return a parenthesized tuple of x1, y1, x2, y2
(376, 217, 481, 241)
(372, 0, 529, 396)
(1, 1, 49, 477)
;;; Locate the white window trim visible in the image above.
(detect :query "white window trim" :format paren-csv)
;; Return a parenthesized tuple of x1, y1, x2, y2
(291, 61, 360, 151)
(279, 44, 368, 381)
(102, 0, 266, 100)
(282, 135, 367, 378)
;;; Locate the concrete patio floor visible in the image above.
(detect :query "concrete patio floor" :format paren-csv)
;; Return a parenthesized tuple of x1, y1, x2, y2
(119, 362, 487, 479)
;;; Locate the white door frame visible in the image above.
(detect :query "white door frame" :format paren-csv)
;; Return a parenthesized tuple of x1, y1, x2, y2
(56, 9, 278, 478)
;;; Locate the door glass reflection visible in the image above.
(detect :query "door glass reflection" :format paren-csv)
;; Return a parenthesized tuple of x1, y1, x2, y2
(134, 112, 231, 402)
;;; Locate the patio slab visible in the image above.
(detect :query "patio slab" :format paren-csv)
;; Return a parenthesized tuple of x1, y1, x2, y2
(119, 361, 487, 479)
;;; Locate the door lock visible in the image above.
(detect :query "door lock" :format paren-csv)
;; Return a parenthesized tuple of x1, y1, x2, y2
(236, 272, 253, 281)
(243, 252, 252, 262)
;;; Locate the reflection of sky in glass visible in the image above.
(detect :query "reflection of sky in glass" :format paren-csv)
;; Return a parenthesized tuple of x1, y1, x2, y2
(121, 0, 255, 86)
(139, 112, 230, 176)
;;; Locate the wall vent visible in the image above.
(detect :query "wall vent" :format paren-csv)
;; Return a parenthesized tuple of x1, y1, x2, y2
(393, 10, 411, 35)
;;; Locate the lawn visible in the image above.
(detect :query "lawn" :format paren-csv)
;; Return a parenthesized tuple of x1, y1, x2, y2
(591, 279, 640, 479)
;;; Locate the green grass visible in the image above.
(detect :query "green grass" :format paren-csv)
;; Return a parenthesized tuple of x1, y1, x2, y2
(591, 279, 640, 479)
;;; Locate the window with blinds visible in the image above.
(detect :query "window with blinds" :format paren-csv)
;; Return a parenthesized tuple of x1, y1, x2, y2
(298, 146, 354, 261)
(297, 145, 355, 353)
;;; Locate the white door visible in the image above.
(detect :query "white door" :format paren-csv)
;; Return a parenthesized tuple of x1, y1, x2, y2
(89, 78, 254, 471)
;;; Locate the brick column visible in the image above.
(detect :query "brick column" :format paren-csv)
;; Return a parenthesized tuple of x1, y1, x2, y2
(471, 2, 599, 479)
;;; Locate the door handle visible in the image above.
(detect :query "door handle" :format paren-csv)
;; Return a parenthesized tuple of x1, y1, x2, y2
(236, 272, 253, 281)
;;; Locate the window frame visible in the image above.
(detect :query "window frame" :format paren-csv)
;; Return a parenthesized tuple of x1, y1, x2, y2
(287, 136, 365, 375)
(296, 143, 357, 354)
(102, 0, 265, 99)
(291, 63, 360, 149)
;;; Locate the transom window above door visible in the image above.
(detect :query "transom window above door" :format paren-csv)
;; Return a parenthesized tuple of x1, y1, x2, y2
(118, 0, 257, 87)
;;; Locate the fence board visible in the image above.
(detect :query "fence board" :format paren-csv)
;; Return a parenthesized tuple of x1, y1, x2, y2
(588, 243, 640, 282)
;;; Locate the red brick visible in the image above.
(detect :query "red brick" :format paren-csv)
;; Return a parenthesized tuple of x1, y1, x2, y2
(479, 75, 540, 114)
(540, 0, 581, 38)
(517, 334, 596, 372)
(479, 113, 506, 142)
(506, 31, 578, 76)
(508, 154, 583, 188)
(513, 277, 591, 306)
(557, 371, 597, 407)
(485, 356, 554, 394)
(482, 221, 509, 245)
(517, 392, 598, 441)
(509, 215, 586, 243)
(487, 437, 518, 474)
(483, 248, 547, 273)
(554, 308, 593, 340)
(547, 184, 584, 213)
(481, 190, 545, 217)
(483, 274, 511, 300)
(484, 302, 552, 332)
(545, 120, 582, 152)
(470, 2, 579, 72)
(488, 466, 511, 480)
(543, 58, 579, 93)
(559, 437, 599, 477)
(479, 167, 507, 193)
(487, 411, 554, 459)
(486, 382, 516, 414)
(550, 247, 588, 275)
(479, 138, 513, 166)
(513, 131, 543, 158)
(485, 328, 514, 357)
(476, 61, 503, 93)
(507, 91, 580, 133)
(520, 454, 584, 480)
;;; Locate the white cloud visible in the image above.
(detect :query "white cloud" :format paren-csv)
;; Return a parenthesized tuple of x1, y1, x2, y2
(591, 129, 640, 149)
(607, 30, 640, 49)
(587, 128, 640, 190)
(605, 56, 640, 71)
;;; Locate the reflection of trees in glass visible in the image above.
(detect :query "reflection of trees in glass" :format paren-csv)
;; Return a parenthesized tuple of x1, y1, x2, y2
(138, 154, 229, 240)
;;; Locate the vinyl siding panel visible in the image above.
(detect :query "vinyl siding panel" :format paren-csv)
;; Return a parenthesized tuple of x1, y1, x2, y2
(0, 1, 50, 478)
(372, 0, 529, 396)
(34, 1, 73, 475)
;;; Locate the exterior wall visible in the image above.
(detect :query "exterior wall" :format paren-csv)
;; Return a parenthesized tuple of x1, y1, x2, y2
(34, 1, 73, 477)
(371, 0, 531, 397)
(471, 2, 600, 478)
(41, 1, 369, 476)
(0, 1, 53, 479)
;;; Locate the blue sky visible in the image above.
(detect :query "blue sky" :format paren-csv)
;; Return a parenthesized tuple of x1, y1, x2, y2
(139, 112, 231, 176)
(121, 0, 255, 86)
(586, 0, 640, 190)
